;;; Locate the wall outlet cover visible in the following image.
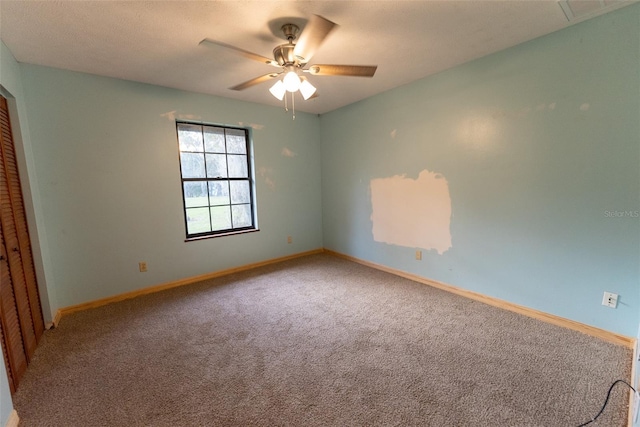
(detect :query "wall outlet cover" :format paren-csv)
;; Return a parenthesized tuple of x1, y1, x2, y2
(601, 291, 618, 308)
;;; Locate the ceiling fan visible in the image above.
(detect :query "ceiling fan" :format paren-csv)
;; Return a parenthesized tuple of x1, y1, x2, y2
(199, 15, 377, 110)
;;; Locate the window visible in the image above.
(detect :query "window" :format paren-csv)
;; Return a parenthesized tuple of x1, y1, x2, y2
(176, 122, 256, 239)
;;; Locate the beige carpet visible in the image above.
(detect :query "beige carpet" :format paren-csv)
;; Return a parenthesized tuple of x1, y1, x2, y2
(13, 253, 632, 426)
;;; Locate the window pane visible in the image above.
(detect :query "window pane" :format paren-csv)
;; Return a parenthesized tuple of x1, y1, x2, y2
(230, 180, 250, 204)
(184, 182, 208, 207)
(204, 127, 225, 153)
(180, 153, 205, 178)
(206, 154, 227, 178)
(208, 181, 230, 206)
(228, 154, 248, 178)
(178, 123, 255, 238)
(186, 207, 211, 234)
(210, 206, 232, 231)
(226, 129, 247, 154)
(177, 124, 204, 152)
(232, 204, 252, 228)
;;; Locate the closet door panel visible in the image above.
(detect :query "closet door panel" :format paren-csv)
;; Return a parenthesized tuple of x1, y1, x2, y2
(0, 223, 27, 393)
(0, 145, 36, 359)
(0, 98, 44, 339)
(0, 95, 43, 393)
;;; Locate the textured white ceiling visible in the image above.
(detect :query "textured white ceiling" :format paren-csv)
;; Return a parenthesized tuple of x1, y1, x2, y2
(0, 1, 634, 114)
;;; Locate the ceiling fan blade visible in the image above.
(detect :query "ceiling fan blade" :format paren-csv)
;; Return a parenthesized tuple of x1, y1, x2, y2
(200, 38, 279, 67)
(230, 73, 281, 91)
(293, 15, 337, 63)
(307, 65, 377, 77)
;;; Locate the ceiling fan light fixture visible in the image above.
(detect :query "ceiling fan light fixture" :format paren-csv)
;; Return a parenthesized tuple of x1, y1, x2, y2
(205, 15, 377, 114)
(283, 71, 301, 92)
(299, 79, 317, 100)
(269, 80, 286, 100)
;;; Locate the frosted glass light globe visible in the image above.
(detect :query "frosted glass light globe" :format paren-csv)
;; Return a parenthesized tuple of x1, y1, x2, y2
(299, 79, 317, 100)
(283, 71, 301, 92)
(269, 80, 286, 100)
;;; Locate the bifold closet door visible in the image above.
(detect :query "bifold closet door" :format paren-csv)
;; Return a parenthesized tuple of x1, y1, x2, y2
(0, 95, 44, 393)
(0, 221, 27, 393)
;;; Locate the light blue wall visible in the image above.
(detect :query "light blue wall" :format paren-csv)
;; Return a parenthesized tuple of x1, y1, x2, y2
(19, 64, 322, 309)
(320, 5, 639, 337)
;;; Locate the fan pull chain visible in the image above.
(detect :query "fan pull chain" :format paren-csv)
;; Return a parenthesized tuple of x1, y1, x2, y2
(281, 92, 296, 120)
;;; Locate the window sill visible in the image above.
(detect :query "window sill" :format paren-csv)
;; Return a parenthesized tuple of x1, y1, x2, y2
(184, 228, 260, 242)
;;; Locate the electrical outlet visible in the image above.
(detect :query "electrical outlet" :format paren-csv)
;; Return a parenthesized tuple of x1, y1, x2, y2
(287, 236, 292, 244)
(601, 291, 618, 308)
(139, 262, 147, 272)
(415, 250, 422, 260)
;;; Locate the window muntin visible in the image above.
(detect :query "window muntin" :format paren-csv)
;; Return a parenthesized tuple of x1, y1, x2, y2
(177, 122, 255, 238)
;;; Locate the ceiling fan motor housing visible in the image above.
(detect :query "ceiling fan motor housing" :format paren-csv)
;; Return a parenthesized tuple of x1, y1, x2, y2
(273, 44, 297, 67)
(272, 23, 301, 66)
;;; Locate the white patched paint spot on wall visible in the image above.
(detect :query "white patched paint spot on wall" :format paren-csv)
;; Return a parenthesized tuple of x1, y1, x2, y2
(160, 110, 178, 121)
(370, 170, 452, 254)
(580, 103, 590, 111)
(281, 147, 296, 157)
(257, 166, 275, 190)
(238, 122, 265, 130)
(161, 111, 202, 121)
